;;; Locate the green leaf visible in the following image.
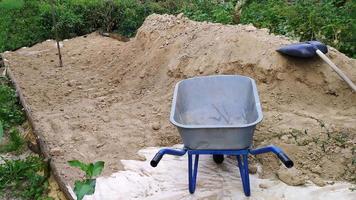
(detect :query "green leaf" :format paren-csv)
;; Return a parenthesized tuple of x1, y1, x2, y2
(86, 163, 94, 178)
(92, 161, 104, 177)
(74, 179, 96, 200)
(68, 160, 105, 178)
(68, 160, 88, 173)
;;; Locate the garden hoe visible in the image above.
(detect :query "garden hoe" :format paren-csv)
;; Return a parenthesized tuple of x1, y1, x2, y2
(277, 41, 356, 92)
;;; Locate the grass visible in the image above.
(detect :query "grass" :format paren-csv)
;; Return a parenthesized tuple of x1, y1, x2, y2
(0, 76, 26, 154)
(0, 156, 52, 200)
(0, 80, 25, 130)
(0, 127, 25, 153)
(0, 74, 52, 199)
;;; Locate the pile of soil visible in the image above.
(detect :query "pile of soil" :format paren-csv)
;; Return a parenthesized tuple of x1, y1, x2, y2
(2, 14, 355, 189)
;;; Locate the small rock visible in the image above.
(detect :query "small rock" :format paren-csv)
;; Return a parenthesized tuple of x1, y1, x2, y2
(311, 176, 326, 187)
(151, 122, 161, 130)
(140, 113, 146, 117)
(277, 168, 306, 186)
(102, 116, 110, 122)
(326, 181, 335, 185)
(96, 143, 105, 148)
(139, 73, 145, 79)
(311, 165, 322, 174)
(276, 72, 285, 81)
(177, 13, 184, 19)
(259, 183, 269, 189)
(50, 147, 64, 156)
(245, 25, 256, 32)
(281, 135, 289, 142)
(64, 115, 70, 119)
(249, 165, 257, 174)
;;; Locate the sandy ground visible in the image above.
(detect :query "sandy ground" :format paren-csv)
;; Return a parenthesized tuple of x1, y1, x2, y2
(72, 146, 355, 200)
(2, 13, 356, 192)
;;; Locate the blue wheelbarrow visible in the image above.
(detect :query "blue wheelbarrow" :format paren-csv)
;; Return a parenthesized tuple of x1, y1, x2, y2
(150, 75, 293, 197)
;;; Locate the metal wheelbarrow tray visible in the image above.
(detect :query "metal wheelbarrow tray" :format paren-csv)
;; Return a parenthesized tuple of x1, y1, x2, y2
(151, 75, 293, 197)
(170, 75, 263, 150)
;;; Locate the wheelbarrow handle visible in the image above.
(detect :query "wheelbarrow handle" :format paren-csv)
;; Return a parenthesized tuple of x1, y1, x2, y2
(276, 152, 294, 168)
(151, 152, 164, 167)
(150, 148, 187, 167)
(250, 145, 294, 168)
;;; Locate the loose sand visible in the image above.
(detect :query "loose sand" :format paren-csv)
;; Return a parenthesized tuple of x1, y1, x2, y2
(2, 14, 355, 191)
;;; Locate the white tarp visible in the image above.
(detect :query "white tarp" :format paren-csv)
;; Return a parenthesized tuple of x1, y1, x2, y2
(68, 146, 354, 200)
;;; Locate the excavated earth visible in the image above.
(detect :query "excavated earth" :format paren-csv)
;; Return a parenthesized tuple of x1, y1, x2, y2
(2, 14, 356, 189)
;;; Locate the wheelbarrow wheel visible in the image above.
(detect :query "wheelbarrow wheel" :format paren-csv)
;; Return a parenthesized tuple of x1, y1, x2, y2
(213, 154, 224, 164)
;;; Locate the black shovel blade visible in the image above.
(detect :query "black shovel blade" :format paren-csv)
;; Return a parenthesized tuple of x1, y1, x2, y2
(276, 41, 328, 58)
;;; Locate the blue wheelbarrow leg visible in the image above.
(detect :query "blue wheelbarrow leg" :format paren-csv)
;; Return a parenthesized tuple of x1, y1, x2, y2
(188, 153, 199, 194)
(237, 154, 250, 196)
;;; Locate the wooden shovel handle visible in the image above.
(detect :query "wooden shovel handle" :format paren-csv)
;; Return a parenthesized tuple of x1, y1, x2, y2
(316, 49, 356, 92)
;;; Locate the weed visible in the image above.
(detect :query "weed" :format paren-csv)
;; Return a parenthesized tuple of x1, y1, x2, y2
(0, 84, 25, 130)
(68, 160, 105, 200)
(0, 127, 25, 153)
(0, 156, 51, 199)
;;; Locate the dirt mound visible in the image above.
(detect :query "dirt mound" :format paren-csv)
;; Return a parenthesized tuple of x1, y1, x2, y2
(2, 13, 356, 189)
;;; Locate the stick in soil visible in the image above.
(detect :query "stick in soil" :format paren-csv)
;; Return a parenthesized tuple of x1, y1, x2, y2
(50, 0, 63, 67)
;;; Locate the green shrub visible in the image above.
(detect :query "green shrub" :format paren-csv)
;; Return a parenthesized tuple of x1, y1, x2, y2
(241, 0, 356, 57)
(0, 0, 355, 57)
(0, 0, 48, 52)
(180, 0, 235, 24)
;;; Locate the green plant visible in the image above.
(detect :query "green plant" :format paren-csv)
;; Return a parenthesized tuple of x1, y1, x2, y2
(241, 0, 356, 58)
(181, 0, 235, 24)
(68, 160, 105, 200)
(0, 127, 25, 153)
(0, 156, 51, 199)
(0, 0, 355, 57)
(0, 84, 25, 130)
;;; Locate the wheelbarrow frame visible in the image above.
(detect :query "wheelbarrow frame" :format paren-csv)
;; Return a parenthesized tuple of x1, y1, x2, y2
(150, 145, 293, 197)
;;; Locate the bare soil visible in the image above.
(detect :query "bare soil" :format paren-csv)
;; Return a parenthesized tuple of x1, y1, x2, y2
(2, 14, 356, 188)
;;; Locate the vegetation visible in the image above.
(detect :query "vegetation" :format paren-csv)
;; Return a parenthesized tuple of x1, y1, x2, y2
(0, 127, 25, 153)
(0, 0, 354, 57)
(0, 156, 51, 200)
(0, 76, 26, 153)
(0, 69, 50, 199)
(68, 160, 105, 200)
(241, 0, 356, 58)
(0, 80, 25, 130)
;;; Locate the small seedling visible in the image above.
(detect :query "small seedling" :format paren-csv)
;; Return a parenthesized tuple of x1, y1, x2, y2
(68, 160, 105, 200)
